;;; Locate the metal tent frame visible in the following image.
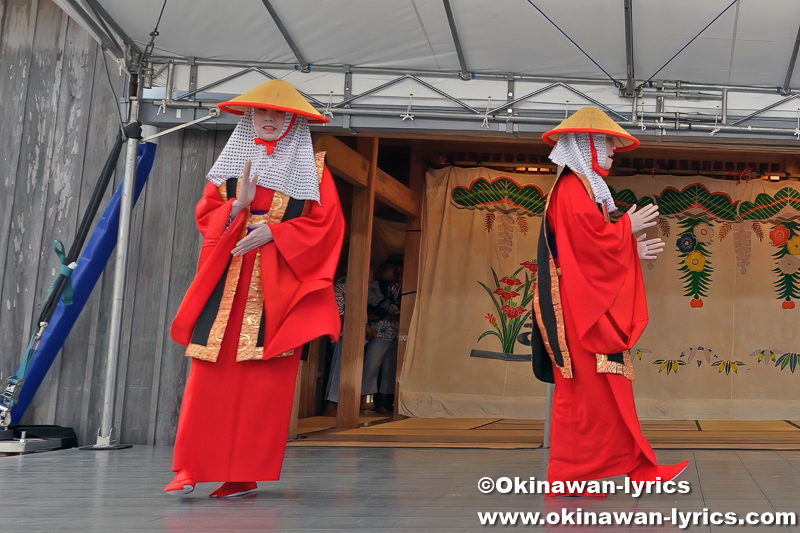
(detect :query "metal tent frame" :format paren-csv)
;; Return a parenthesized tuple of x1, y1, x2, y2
(58, 0, 800, 144)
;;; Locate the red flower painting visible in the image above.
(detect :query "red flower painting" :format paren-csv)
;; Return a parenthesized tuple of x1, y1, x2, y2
(478, 262, 537, 354)
(500, 305, 522, 319)
(771, 225, 790, 247)
(493, 288, 520, 301)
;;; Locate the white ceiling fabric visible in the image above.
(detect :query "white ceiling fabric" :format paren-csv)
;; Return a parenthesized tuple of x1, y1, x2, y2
(52, 0, 800, 142)
(55, 0, 800, 87)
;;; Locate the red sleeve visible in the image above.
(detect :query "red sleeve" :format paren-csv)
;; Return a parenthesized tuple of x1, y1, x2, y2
(170, 182, 249, 346)
(270, 165, 345, 282)
(196, 182, 236, 239)
(195, 181, 248, 270)
(554, 175, 648, 354)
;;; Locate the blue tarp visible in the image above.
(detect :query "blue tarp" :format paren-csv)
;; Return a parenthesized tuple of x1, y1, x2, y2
(11, 142, 157, 423)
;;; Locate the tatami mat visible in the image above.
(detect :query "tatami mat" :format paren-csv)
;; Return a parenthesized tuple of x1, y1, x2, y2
(477, 420, 545, 430)
(297, 415, 387, 435)
(288, 440, 538, 449)
(353, 417, 498, 430)
(698, 420, 799, 432)
(640, 420, 699, 431)
(294, 417, 800, 450)
(335, 428, 541, 438)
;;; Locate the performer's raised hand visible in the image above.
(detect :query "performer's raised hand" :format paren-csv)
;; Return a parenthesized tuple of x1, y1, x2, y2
(234, 160, 258, 208)
(232, 224, 274, 256)
(230, 160, 258, 220)
(637, 233, 665, 261)
(627, 203, 659, 234)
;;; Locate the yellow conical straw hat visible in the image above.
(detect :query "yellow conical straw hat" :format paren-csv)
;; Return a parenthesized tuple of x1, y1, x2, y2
(542, 107, 639, 151)
(218, 79, 329, 124)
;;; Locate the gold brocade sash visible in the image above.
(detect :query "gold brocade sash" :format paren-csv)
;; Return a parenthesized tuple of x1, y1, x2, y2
(185, 152, 326, 363)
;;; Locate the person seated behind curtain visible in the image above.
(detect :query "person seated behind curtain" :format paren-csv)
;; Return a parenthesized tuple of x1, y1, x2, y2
(364, 259, 402, 414)
(324, 260, 401, 414)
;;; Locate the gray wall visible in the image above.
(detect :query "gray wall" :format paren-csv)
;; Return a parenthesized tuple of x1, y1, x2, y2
(0, 0, 229, 445)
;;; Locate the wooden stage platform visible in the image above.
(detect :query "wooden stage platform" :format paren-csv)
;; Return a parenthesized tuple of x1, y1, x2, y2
(292, 417, 800, 450)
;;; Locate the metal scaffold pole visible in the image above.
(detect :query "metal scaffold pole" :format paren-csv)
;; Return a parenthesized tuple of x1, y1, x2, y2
(83, 87, 141, 451)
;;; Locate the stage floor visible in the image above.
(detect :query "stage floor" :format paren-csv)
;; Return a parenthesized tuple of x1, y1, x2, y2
(1, 446, 799, 532)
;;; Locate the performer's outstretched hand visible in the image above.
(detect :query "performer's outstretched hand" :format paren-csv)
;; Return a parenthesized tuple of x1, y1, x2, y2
(232, 224, 274, 256)
(637, 233, 665, 261)
(627, 203, 659, 233)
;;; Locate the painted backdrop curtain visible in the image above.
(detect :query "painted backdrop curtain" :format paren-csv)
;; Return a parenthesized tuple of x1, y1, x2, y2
(399, 167, 800, 420)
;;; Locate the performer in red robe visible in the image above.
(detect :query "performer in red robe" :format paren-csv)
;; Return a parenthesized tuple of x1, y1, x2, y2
(532, 107, 688, 493)
(165, 80, 344, 498)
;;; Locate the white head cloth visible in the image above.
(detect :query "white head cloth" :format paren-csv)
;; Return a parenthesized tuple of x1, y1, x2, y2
(548, 132, 616, 213)
(207, 108, 320, 202)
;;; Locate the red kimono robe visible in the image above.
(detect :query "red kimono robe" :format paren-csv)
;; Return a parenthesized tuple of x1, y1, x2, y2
(169, 157, 344, 482)
(545, 172, 658, 483)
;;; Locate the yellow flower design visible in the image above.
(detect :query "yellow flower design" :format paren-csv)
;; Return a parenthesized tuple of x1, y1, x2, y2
(685, 250, 706, 272)
(787, 235, 800, 255)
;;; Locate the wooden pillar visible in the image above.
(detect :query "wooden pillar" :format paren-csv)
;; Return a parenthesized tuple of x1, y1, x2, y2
(298, 339, 326, 418)
(336, 137, 378, 429)
(394, 146, 425, 417)
(288, 360, 303, 440)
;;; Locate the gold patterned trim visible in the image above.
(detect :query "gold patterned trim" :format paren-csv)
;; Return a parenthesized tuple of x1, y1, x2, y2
(235, 191, 293, 362)
(596, 351, 635, 381)
(237, 249, 265, 362)
(623, 350, 635, 379)
(531, 286, 553, 362)
(186, 235, 246, 362)
(549, 256, 572, 379)
(207, 250, 244, 362)
(248, 213, 270, 224)
(315, 151, 326, 184)
(266, 192, 291, 225)
(185, 342, 218, 362)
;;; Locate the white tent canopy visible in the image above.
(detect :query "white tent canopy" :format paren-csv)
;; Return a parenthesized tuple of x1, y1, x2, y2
(54, 0, 800, 144)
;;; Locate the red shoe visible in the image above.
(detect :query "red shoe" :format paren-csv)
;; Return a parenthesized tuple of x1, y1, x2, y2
(164, 469, 195, 495)
(630, 460, 690, 483)
(659, 460, 690, 482)
(209, 482, 258, 498)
